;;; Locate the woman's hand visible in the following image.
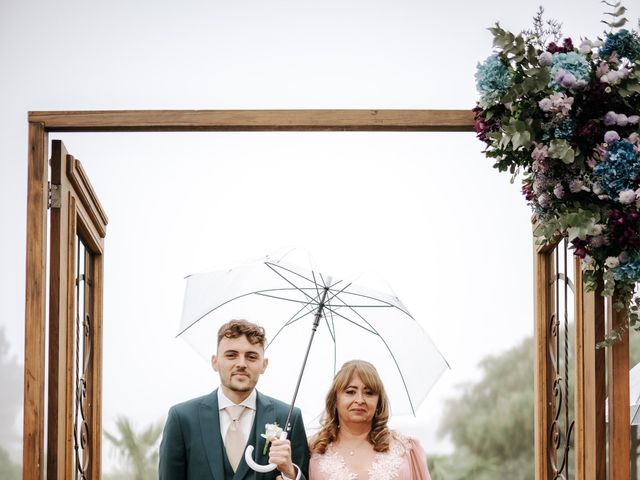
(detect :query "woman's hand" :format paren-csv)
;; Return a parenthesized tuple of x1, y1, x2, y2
(268, 438, 296, 479)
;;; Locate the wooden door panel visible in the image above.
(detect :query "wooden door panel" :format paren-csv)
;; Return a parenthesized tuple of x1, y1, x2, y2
(47, 140, 107, 480)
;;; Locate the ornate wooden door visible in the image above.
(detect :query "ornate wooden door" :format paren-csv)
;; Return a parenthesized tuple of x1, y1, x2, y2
(534, 235, 630, 480)
(36, 139, 107, 479)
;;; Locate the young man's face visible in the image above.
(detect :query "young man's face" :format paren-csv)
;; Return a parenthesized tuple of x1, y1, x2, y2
(212, 335, 268, 401)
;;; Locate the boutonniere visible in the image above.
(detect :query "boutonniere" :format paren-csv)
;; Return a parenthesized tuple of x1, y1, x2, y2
(261, 422, 283, 455)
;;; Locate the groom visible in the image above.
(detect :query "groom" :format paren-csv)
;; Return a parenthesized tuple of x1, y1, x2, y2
(159, 319, 310, 480)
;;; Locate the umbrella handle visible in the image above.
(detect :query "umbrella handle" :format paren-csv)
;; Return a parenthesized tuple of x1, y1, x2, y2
(244, 431, 289, 473)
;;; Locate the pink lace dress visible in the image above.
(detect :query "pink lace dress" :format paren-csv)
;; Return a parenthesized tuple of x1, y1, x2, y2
(309, 432, 431, 480)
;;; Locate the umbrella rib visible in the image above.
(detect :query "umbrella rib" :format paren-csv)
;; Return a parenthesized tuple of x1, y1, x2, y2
(319, 306, 379, 335)
(264, 262, 320, 304)
(323, 298, 338, 376)
(177, 290, 259, 337)
(323, 281, 408, 311)
(254, 291, 321, 305)
(323, 303, 397, 309)
(177, 287, 316, 337)
(265, 261, 319, 285)
(265, 300, 322, 350)
(333, 290, 413, 316)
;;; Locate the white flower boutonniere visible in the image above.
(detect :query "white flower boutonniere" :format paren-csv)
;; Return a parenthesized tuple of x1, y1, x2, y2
(261, 422, 283, 455)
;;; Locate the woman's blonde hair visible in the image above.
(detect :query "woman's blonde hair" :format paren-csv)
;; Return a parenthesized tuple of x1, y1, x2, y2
(309, 359, 391, 454)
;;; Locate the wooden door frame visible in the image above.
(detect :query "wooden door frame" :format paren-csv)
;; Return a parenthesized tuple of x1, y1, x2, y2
(28, 109, 630, 479)
(24, 108, 480, 480)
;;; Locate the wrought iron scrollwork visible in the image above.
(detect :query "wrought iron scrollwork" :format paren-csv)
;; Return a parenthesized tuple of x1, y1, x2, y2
(548, 238, 575, 479)
(73, 241, 93, 479)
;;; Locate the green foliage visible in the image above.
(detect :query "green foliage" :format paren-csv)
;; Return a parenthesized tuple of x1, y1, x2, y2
(104, 416, 163, 480)
(476, 1, 640, 347)
(0, 327, 22, 470)
(601, 0, 628, 29)
(0, 446, 20, 480)
(435, 337, 536, 479)
(548, 139, 577, 165)
(521, 6, 563, 49)
(533, 206, 601, 242)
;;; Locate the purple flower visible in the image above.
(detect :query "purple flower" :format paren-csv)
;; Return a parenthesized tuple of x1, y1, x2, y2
(531, 143, 549, 162)
(533, 175, 546, 194)
(590, 235, 606, 248)
(605, 130, 621, 144)
(557, 70, 578, 88)
(569, 179, 584, 193)
(539, 98, 553, 111)
(538, 193, 552, 207)
(574, 246, 587, 258)
(522, 184, 535, 201)
(604, 111, 619, 126)
(539, 51, 553, 66)
(553, 183, 565, 199)
(596, 61, 610, 77)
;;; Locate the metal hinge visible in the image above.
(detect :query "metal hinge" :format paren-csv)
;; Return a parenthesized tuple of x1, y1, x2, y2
(49, 182, 61, 209)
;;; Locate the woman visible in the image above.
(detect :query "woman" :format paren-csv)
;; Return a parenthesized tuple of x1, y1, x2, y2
(308, 359, 431, 479)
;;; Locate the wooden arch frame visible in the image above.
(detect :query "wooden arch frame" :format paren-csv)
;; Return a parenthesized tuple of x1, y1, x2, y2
(23, 109, 626, 479)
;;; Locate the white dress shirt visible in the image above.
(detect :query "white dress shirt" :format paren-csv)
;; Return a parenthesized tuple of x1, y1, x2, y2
(217, 388, 257, 447)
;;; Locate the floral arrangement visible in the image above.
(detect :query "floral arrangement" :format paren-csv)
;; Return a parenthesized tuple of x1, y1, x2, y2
(474, 2, 640, 343)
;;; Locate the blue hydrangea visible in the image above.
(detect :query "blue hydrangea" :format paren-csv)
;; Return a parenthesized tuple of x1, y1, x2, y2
(593, 141, 640, 199)
(553, 117, 576, 139)
(600, 29, 640, 61)
(612, 259, 640, 282)
(549, 52, 591, 90)
(475, 55, 511, 106)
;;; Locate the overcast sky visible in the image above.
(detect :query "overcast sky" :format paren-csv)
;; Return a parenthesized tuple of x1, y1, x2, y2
(2, 0, 637, 471)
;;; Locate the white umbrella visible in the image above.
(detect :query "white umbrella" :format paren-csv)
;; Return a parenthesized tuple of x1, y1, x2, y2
(178, 250, 449, 471)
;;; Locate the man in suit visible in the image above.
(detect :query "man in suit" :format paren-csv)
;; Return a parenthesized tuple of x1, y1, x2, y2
(159, 319, 310, 480)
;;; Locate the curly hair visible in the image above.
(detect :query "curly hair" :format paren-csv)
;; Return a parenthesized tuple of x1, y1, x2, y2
(217, 319, 266, 348)
(309, 359, 392, 454)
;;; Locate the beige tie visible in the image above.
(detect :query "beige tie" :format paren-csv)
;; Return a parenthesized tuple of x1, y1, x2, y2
(224, 405, 247, 471)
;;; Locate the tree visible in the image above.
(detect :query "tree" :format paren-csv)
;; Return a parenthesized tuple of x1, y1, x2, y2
(0, 445, 20, 480)
(0, 326, 22, 471)
(104, 416, 163, 480)
(433, 336, 535, 480)
(432, 330, 640, 480)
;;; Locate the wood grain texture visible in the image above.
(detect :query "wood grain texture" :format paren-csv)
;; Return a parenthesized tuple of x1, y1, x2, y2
(47, 141, 71, 480)
(534, 242, 553, 480)
(90, 253, 104, 480)
(23, 122, 48, 480)
(607, 299, 630, 480)
(28, 109, 475, 132)
(573, 265, 605, 480)
(66, 155, 108, 237)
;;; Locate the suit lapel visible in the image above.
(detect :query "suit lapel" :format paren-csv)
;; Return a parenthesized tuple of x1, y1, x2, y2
(234, 391, 274, 480)
(199, 390, 226, 480)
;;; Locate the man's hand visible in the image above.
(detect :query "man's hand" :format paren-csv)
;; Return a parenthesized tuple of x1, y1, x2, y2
(268, 438, 296, 479)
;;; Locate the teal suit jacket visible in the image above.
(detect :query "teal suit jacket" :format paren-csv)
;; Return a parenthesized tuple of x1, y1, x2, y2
(159, 390, 310, 480)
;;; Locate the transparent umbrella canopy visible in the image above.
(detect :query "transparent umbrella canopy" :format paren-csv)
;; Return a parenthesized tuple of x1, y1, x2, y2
(631, 362, 640, 425)
(178, 252, 449, 424)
